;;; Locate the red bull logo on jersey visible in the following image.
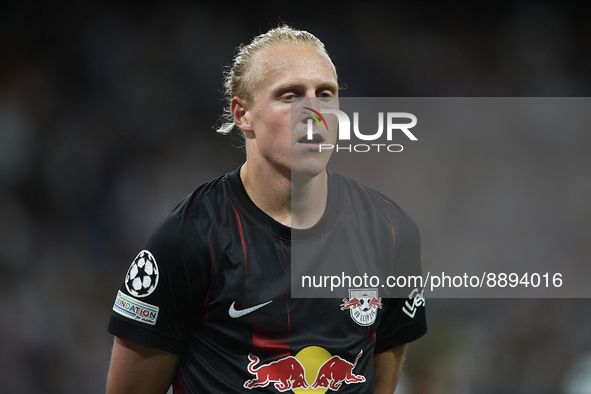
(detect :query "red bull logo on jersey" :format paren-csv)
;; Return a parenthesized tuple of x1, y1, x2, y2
(244, 354, 309, 392)
(244, 346, 366, 393)
(311, 350, 366, 391)
(341, 288, 382, 326)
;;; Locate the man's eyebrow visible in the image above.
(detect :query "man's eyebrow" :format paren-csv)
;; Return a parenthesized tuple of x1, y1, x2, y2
(274, 81, 339, 92)
(317, 82, 340, 91)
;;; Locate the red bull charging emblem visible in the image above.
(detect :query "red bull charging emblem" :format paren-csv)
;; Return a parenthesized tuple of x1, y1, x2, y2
(244, 346, 366, 393)
(244, 354, 308, 392)
(340, 288, 382, 326)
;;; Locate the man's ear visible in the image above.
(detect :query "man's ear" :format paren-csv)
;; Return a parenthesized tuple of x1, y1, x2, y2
(231, 97, 253, 132)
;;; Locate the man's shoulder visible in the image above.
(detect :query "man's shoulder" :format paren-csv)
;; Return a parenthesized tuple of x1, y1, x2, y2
(330, 171, 398, 210)
(169, 169, 238, 218)
(143, 169, 239, 254)
(148, 169, 239, 241)
(330, 171, 419, 230)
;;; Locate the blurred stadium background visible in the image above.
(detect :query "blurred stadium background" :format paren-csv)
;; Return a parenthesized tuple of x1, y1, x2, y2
(1, 2, 590, 393)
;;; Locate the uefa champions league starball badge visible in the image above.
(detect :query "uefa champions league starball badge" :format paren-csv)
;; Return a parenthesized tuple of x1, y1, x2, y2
(125, 250, 159, 297)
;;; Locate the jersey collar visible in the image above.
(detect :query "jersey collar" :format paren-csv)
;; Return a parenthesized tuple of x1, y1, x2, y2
(227, 167, 340, 242)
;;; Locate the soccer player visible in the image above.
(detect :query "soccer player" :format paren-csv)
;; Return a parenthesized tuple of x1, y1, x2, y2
(106, 25, 426, 393)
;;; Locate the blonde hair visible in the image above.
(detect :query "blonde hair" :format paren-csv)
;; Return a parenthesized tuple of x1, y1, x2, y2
(217, 25, 335, 135)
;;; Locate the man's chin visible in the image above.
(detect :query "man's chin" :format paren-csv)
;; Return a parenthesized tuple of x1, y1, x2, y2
(290, 166, 328, 183)
(290, 152, 333, 177)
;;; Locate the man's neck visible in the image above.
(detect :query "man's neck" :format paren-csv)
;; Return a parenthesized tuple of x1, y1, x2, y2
(239, 162, 328, 229)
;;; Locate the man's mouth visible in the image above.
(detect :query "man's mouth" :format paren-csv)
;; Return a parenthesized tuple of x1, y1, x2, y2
(298, 135, 324, 144)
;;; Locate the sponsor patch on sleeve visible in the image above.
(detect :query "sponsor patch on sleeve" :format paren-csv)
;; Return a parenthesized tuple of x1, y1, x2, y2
(112, 290, 159, 325)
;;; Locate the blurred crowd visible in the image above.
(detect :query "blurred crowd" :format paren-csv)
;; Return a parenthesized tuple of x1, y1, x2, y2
(0, 2, 590, 393)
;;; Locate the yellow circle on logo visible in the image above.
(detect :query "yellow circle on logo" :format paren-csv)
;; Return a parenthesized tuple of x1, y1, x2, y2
(292, 346, 332, 393)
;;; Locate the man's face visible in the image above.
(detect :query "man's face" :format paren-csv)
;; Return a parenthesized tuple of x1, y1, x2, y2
(243, 43, 339, 180)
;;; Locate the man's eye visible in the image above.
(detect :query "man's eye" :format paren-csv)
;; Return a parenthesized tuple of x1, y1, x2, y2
(283, 94, 296, 101)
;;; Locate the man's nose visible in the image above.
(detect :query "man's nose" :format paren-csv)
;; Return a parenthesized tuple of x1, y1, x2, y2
(301, 95, 320, 112)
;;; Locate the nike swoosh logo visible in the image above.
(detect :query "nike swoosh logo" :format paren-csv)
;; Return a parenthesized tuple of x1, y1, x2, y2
(229, 300, 273, 318)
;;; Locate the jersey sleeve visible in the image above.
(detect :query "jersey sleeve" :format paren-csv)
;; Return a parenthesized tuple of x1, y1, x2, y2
(108, 200, 209, 354)
(374, 208, 427, 353)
